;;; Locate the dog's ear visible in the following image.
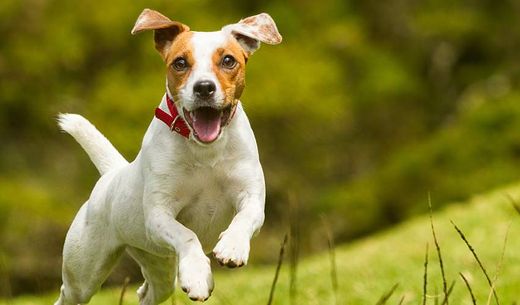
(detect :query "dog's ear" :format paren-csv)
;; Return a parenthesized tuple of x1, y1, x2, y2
(131, 9, 189, 57)
(222, 13, 282, 55)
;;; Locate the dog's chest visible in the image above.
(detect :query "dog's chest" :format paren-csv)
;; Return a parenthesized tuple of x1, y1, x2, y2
(171, 161, 237, 251)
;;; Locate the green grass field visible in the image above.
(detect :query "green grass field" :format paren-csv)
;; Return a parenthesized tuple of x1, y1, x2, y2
(3, 184, 519, 305)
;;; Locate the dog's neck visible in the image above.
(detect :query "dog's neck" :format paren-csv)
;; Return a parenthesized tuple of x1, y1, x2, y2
(154, 93, 191, 138)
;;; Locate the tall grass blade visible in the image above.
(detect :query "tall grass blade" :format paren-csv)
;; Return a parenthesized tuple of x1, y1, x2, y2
(422, 243, 429, 305)
(321, 215, 339, 305)
(429, 195, 449, 305)
(486, 222, 511, 305)
(375, 283, 399, 305)
(267, 233, 288, 305)
(440, 280, 455, 305)
(118, 276, 131, 305)
(505, 194, 520, 216)
(288, 192, 300, 305)
(459, 272, 477, 305)
(450, 220, 500, 305)
(397, 295, 405, 305)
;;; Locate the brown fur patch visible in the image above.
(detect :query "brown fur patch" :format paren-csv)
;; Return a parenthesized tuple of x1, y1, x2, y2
(211, 38, 248, 106)
(163, 31, 195, 100)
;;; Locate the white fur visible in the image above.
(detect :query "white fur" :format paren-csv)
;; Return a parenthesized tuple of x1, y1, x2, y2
(57, 113, 128, 175)
(54, 34, 266, 305)
(181, 31, 228, 111)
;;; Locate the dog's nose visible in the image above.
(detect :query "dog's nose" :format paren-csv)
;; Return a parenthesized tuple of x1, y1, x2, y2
(194, 80, 216, 99)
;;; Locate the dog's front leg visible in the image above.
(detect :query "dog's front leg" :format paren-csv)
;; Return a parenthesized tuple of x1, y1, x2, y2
(145, 204, 213, 302)
(213, 188, 265, 268)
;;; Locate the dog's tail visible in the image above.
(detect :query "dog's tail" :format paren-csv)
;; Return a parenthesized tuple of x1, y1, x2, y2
(57, 113, 129, 175)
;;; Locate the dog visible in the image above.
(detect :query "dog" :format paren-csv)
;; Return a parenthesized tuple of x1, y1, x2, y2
(54, 8, 281, 305)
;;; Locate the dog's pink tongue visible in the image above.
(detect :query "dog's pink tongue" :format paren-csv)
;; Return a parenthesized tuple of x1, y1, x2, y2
(192, 108, 222, 143)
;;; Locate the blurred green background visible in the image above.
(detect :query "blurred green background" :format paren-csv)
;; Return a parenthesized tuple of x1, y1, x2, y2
(1, 0, 520, 297)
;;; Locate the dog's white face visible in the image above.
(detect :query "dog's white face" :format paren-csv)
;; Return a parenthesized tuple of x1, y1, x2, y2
(132, 9, 282, 144)
(166, 31, 246, 144)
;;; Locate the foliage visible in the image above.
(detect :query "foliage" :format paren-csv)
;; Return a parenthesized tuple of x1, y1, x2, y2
(1, 0, 520, 295)
(321, 91, 520, 240)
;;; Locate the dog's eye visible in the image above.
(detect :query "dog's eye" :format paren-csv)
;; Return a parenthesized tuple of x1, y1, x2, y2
(221, 55, 237, 69)
(172, 57, 189, 71)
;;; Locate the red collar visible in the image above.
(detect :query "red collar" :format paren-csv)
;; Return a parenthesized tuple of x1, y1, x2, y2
(154, 94, 191, 138)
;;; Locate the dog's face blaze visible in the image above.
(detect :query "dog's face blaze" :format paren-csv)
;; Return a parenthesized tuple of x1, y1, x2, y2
(132, 9, 282, 144)
(163, 31, 247, 143)
(164, 31, 247, 106)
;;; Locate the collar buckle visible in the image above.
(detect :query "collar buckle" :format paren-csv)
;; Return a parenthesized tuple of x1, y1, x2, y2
(170, 115, 182, 133)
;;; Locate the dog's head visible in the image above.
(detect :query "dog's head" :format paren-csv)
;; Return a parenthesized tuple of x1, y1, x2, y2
(131, 9, 282, 144)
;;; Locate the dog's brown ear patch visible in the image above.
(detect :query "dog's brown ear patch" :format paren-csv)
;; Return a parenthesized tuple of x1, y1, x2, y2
(222, 13, 282, 55)
(131, 8, 190, 57)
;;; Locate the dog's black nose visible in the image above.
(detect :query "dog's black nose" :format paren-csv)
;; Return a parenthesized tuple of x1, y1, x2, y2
(194, 80, 216, 99)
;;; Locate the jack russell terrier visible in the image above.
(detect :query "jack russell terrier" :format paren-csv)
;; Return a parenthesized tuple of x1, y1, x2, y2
(54, 8, 281, 305)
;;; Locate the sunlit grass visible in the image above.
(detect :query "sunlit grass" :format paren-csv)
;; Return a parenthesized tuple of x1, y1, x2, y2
(2, 183, 519, 305)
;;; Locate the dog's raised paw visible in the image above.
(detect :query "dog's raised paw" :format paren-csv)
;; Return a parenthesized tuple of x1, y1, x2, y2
(178, 253, 214, 302)
(212, 230, 250, 268)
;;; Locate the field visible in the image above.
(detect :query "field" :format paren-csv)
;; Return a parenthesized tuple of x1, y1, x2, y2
(3, 183, 519, 305)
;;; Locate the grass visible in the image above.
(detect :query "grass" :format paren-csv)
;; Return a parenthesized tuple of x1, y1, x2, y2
(2, 183, 520, 305)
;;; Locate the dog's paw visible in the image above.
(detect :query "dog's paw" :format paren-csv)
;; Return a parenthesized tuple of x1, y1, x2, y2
(178, 253, 214, 302)
(212, 230, 250, 268)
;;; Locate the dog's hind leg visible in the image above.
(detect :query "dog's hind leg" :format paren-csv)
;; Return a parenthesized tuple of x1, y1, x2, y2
(54, 203, 125, 305)
(127, 247, 176, 305)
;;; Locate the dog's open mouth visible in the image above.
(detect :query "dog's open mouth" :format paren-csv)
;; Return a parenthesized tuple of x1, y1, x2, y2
(183, 105, 234, 143)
